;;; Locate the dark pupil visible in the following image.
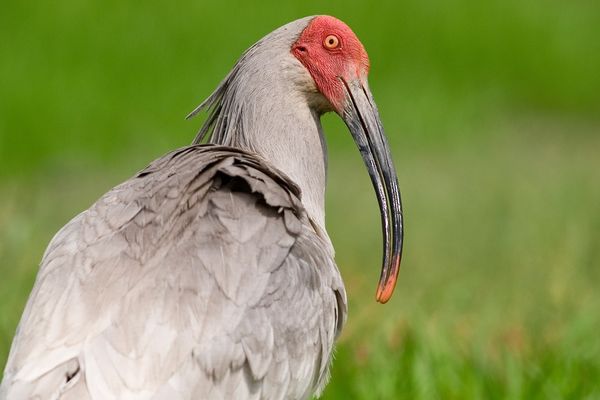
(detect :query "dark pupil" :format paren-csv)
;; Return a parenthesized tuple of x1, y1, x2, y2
(329, 38, 335, 45)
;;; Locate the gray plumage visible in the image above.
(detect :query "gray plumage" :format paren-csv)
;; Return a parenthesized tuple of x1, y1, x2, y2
(1, 146, 346, 399)
(1, 16, 348, 400)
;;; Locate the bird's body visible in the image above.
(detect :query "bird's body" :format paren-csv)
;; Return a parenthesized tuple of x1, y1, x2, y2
(2, 146, 345, 399)
(1, 15, 403, 400)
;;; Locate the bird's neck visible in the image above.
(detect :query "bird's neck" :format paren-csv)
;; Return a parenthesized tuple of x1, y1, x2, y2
(209, 88, 328, 232)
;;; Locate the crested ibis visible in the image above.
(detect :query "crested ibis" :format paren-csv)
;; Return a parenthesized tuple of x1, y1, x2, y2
(0, 15, 403, 399)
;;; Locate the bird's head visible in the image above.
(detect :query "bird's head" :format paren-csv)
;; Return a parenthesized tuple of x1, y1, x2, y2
(291, 15, 370, 112)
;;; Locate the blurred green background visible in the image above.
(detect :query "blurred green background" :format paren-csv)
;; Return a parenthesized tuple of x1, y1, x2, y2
(1, 0, 599, 398)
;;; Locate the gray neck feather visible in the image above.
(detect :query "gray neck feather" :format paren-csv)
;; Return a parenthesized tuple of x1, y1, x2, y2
(188, 17, 331, 233)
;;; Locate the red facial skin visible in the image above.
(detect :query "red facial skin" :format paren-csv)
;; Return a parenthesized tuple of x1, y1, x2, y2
(292, 16, 370, 112)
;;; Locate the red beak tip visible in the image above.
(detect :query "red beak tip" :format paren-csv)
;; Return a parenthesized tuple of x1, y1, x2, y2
(375, 255, 401, 304)
(375, 285, 394, 304)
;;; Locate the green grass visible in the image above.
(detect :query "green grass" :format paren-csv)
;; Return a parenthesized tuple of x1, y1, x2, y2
(324, 128, 600, 399)
(1, 0, 600, 398)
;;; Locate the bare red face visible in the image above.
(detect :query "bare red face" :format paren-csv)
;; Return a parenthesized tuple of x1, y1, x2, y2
(292, 16, 370, 111)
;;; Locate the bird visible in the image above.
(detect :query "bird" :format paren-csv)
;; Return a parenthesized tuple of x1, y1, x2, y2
(0, 15, 403, 400)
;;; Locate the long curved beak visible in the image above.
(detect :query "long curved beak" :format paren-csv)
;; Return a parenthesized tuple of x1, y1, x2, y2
(339, 78, 404, 303)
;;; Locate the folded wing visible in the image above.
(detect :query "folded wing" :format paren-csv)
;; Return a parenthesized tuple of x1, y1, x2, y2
(0, 145, 346, 400)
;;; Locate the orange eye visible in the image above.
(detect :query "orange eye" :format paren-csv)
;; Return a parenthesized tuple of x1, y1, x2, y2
(323, 35, 340, 49)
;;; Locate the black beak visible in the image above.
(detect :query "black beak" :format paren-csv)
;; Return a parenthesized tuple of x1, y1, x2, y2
(339, 78, 404, 303)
